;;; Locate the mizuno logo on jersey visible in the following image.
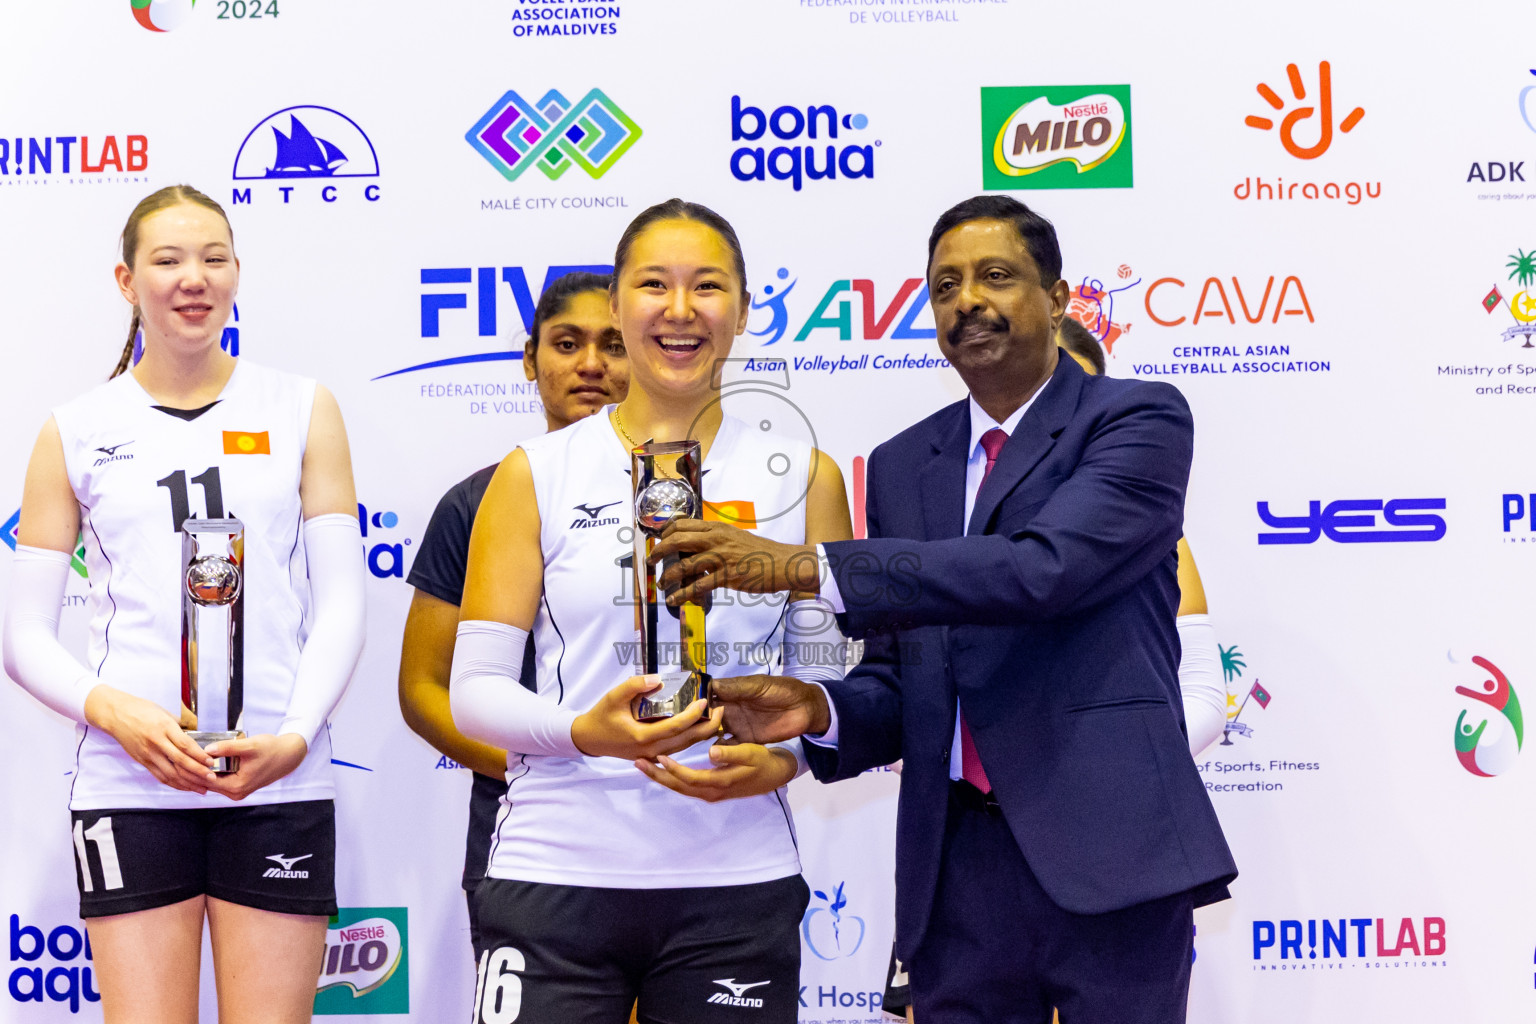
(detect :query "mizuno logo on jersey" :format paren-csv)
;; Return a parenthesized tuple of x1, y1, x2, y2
(707, 978, 769, 1007)
(263, 852, 312, 879)
(223, 430, 271, 455)
(92, 441, 135, 467)
(570, 500, 622, 530)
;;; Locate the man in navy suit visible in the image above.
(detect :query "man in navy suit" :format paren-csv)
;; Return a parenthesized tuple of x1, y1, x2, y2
(649, 196, 1237, 1022)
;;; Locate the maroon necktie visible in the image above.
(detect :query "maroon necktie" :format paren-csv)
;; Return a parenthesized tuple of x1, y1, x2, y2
(960, 427, 1008, 794)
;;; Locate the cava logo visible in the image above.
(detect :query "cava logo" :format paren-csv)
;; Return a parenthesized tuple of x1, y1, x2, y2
(131, 0, 195, 32)
(314, 908, 408, 1015)
(467, 88, 641, 182)
(1453, 655, 1523, 778)
(1065, 265, 1140, 354)
(981, 85, 1132, 190)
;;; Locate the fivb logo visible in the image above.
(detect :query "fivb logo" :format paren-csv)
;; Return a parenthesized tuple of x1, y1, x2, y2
(730, 97, 877, 192)
(467, 89, 642, 181)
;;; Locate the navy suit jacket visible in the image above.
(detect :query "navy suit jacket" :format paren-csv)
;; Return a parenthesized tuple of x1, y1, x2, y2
(809, 355, 1237, 960)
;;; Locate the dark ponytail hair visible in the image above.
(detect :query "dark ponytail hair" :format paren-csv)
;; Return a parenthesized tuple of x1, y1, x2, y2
(111, 185, 234, 379)
(611, 198, 748, 297)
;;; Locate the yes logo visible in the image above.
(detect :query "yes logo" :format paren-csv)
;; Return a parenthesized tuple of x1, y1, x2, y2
(981, 85, 1133, 190)
(1453, 655, 1523, 778)
(314, 908, 408, 1015)
(1245, 61, 1365, 160)
(802, 881, 865, 961)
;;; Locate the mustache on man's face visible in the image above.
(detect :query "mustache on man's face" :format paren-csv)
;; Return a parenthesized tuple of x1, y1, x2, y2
(946, 309, 1009, 348)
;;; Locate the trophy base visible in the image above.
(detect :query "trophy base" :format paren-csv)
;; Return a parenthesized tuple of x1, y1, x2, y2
(186, 730, 245, 774)
(634, 672, 711, 722)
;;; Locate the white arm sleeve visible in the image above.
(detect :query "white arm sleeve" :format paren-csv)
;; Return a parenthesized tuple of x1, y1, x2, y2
(3, 545, 99, 724)
(278, 514, 367, 748)
(450, 620, 582, 758)
(1178, 613, 1226, 756)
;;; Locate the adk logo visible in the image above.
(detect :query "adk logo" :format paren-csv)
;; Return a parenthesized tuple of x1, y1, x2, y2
(314, 907, 408, 1015)
(1452, 654, 1523, 778)
(2, 510, 88, 579)
(130, 0, 195, 32)
(730, 97, 877, 192)
(1065, 265, 1140, 355)
(1522, 69, 1536, 136)
(231, 106, 382, 206)
(802, 881, 865, 961)
(358, 503, 410, 579)
(981, 85, 1132, 191)
(467, 89, 641, 181)
(1480, 248, 1536, 349)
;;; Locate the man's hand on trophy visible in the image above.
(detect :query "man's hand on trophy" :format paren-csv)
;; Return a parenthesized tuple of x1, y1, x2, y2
(85, 685, 215, 794)
(636, 743, 798, 802)
(572, 674, 725, 760)
(710, 674, 832, 744)
(203, 734, 309, 800)
(650, 520, 821, 607)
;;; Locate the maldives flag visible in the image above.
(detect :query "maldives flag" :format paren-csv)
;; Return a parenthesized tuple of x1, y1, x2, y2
(1484, 286, 1503, 313)
(1249, 680, 1272, 709)
(223, 430, 271, 455)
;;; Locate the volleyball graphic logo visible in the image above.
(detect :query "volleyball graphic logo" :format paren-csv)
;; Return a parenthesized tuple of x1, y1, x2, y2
(1453, 655, 1523, 778)
(131, 0, 197, 32)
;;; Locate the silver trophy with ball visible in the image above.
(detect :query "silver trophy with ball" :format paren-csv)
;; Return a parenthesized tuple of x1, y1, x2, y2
(630, 440, 712, 720)
(180, 518, 246, 773)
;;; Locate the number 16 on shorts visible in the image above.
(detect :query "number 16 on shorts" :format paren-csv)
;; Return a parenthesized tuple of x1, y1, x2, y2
(473, 947, 525, 1023)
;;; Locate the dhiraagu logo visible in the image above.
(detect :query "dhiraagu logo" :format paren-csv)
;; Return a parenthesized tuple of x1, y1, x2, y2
(1453, 655, 1523, 778)
(314, 907, 408, 1015)
(982, 85, 1132, 190)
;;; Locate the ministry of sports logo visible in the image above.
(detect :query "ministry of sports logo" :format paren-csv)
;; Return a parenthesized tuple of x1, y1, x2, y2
(707, 978, 769, 1008)
(263, 853, 312, 879)
(466, 88, 642, 182)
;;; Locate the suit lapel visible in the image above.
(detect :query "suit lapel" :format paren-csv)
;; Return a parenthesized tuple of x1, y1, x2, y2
(919, 402, 970, 542)
(966, 355, 1086, 537)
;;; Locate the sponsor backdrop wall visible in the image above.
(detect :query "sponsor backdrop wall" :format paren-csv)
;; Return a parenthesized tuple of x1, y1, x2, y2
(2, 1, 1533, 1020)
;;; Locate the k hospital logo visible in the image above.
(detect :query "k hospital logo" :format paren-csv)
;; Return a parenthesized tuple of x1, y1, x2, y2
(467, 89, 641, 182)
(980, 85, 1132, 190)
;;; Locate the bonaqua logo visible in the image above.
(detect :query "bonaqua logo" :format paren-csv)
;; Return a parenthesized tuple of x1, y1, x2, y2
(1453, 655, 1523, 778)
(8, 915, 98, 1014)
(730, 97, 877, 192)
(130, 0, 195, 32)
(358, 503, 410, 579)
(467, 89, 641, 182)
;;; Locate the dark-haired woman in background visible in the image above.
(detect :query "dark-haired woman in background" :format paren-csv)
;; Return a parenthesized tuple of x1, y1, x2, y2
(448, 199, 852, 1023)
(3, 185, 365, 1023)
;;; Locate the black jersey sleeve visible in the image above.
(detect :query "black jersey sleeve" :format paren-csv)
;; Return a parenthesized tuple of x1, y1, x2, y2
(406, 465, 499, 606)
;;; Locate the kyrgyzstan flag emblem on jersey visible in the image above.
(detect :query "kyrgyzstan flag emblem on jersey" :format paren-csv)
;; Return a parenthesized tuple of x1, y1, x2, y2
(222, 430, 271, 455)
(704, 500, 757, 529)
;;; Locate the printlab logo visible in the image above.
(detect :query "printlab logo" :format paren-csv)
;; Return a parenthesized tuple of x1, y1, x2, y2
(1481, 248, 1536, 349)
(1256, 499, 1447, 545)
(980, 85, 1132, 191)
(1234, 61, 1379, 205)
(230, 107, 381, 206)
(1065, 265, 1140, 355)
(0, 134, 149, 186)
(1251, 915, 1446, 969)
(8, 914, 100, 1014)
(358, 502, 410, 579)
(314, 907, 408, 1015)
(1452, 654, 1523, 778)
(130, 0, 195, 31)
(802, 882, 865, 961)
(2, 509, 88, 579)
(747, 267, 935, 348)
(729, 97, 878, 192)
(1218, 644, 1271, 745)
(467, 89, 641, 182)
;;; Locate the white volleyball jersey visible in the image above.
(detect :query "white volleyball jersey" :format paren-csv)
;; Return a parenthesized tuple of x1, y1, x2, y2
(487, 409, 811, 888)
(52, 360, 333, 811)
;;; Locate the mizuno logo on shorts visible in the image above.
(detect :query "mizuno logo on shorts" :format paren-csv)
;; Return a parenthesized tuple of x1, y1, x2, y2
(263, 852, 312, 878)
(707, 978, 769, 1007)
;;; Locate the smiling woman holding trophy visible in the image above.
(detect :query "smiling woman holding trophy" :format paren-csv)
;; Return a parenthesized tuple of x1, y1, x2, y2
(3, 185, 365, 1024)
(449, 198, 852, 1024)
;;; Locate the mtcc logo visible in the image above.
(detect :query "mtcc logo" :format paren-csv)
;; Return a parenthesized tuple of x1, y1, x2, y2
(314, 908, 408, 1015)
(1453, 655, 1523, 778)
(358, 503, 410, 579)
(1245, 61, 1365, 160)
(231, 106, 382, 206)
(730, 97, 877, 191)
(802, 881, 865, 961)
(467, 89, 642, 182)
(131, 0, 195, 31)
(1520, 69, 1536, 136)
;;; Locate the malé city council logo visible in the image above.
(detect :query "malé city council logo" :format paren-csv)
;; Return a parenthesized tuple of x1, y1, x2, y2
(467, 89, 641, 182)
(131, 0, 195, 32)
(1453, 655, 1523, 778)
(980, 85, 1132, 191)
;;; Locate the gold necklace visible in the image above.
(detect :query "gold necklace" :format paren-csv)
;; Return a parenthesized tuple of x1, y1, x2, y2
(612, 406, 642, 451)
